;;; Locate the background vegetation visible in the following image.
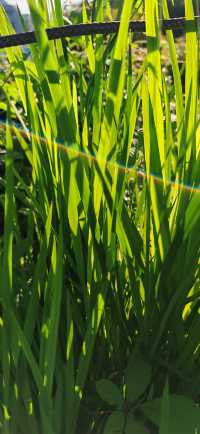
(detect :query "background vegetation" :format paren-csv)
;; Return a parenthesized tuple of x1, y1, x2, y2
(0, 0, 200, 433)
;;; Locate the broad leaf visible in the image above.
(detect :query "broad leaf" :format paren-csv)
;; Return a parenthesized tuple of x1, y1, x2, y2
(103, 411, 125, 434)
(96, 379, 123, 407)
(159, 379, 170, 434)
(125, 414, 148, 434)
(141, 394, 200, 434)
(125, 352, 151, 402)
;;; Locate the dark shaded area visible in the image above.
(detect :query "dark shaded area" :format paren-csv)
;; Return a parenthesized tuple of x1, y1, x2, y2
(167, 0, 200, 35)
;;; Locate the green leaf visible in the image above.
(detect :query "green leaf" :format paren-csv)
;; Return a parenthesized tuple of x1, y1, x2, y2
(159, 379, 170, 434)
(43, 228, 64, 398)
(125, 414, 148, 434)
(96, 379, 123, 407)
(125, 352, 151, 402)
(103, 411, 125, 434)
(141, 394, 200, 434)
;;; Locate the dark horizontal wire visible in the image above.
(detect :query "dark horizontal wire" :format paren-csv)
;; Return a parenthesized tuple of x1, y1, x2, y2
(0, 16, 199, 49)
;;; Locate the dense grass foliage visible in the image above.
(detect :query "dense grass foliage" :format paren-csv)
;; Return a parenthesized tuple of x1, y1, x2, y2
(0, 0, 200, 433)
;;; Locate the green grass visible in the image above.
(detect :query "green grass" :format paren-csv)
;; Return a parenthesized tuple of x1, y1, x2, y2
(0, 1, 200, 433)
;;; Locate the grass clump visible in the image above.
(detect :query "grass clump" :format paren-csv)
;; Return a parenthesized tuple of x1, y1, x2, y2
(0, 0, 200, 433)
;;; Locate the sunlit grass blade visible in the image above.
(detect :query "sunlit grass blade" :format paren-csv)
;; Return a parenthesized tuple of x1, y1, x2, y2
(93, 0, 134, 220)
(185, 0, 198, 163)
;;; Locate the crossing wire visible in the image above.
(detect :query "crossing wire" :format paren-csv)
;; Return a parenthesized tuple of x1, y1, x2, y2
(0, 16, 199, 49)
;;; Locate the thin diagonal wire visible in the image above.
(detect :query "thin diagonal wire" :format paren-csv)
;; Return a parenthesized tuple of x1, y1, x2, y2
(0, 16, 199, 49)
